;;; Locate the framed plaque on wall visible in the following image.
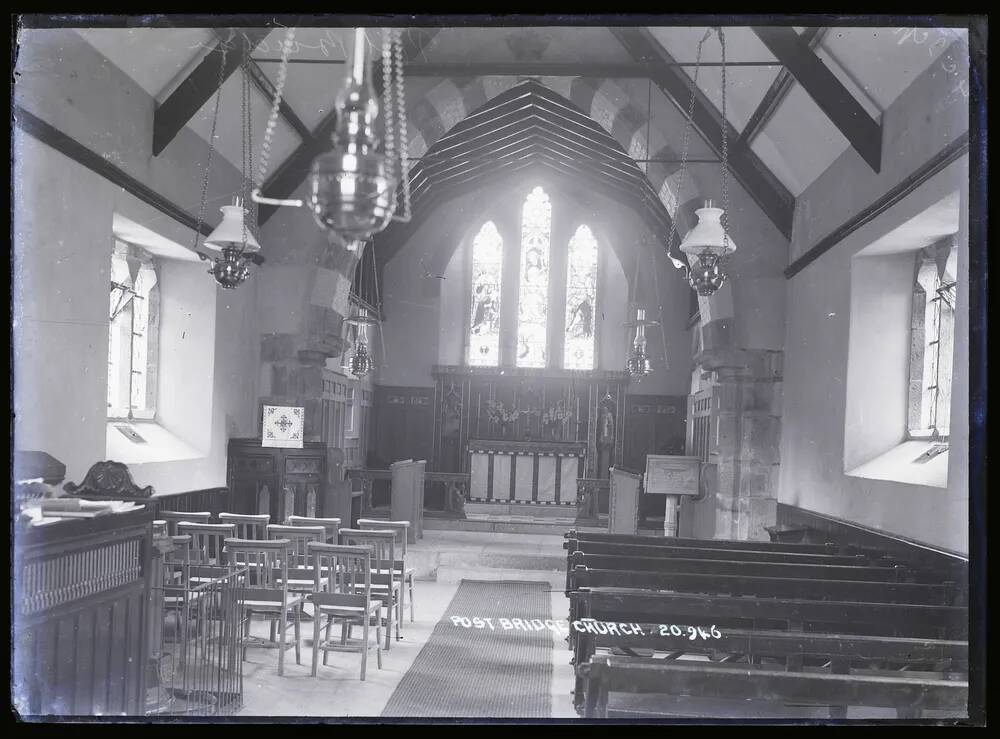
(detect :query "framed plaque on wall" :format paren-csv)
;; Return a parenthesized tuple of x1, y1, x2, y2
(262, 405, 305, 449)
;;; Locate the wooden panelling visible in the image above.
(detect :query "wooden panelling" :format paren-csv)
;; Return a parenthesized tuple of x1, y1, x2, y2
(623, 394, 687, 469)
(13, 509, 152, 716)
(372, 385, 436, 469)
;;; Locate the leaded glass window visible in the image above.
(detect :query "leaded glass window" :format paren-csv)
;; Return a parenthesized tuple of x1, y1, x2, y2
(564, 224, 599, 370)
(515, 186, 552, 368)
(468, 221, 504, 366)
(108, 241, 159, 419)
(907, 244, 957, 438)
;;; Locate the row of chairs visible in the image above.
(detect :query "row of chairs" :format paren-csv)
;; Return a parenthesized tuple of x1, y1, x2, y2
(154, 511, 416, 681)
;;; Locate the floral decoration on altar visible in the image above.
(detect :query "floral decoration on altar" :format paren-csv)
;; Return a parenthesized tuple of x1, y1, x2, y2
(541, 400, 575, 432)
(486, 399, 531, 426)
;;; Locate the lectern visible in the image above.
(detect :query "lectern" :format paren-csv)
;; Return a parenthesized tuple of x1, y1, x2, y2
(644, 455, 701, 536)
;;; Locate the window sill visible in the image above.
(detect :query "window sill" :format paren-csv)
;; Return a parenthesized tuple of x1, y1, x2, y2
(106, 421, 205, 465)
(845, 440, 949, 489)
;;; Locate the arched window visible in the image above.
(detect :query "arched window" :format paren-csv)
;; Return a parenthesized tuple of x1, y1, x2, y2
(468, 221, 504, 366)
(515, 186, 552, 368)
(564, 224, 599, 370)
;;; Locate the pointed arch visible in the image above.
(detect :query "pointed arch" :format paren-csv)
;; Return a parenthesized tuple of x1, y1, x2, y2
(564, 224, 599, 370)
(467, 220, 504, 366)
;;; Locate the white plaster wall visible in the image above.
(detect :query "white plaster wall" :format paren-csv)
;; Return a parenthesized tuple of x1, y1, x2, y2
(13, 29, 260, 493)
(779, 158, 969, 554)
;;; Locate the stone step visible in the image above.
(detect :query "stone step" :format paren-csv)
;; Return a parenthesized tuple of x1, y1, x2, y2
(465, 501, 578, 519)
(423, 516, 577, 536)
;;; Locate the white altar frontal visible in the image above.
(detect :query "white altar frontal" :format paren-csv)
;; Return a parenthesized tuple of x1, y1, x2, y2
(468, 440, 585, 505)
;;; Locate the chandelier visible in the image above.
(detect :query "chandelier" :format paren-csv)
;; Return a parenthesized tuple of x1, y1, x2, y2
(664, 27, 736, 297)
(252, 27, 411, 255)
(193, 36, 265, 289)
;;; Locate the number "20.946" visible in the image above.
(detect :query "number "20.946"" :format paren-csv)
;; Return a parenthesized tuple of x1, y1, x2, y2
(659, 624, 722, 639)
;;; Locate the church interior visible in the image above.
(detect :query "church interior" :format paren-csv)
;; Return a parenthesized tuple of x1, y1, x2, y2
(11, 18, 984, 722)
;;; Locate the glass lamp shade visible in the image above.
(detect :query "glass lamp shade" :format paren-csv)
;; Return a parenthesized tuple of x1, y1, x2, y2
(310, 149, 396, 240)
(309, 30, 398, 240)
(204, 203, 261, 252)
(679, 205, 736, 257)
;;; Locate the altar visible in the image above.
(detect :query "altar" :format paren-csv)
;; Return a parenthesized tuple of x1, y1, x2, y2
(468, 440, 585, 505)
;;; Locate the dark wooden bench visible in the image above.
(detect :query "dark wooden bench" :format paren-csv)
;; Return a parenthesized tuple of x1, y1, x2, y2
(565, 537, 889, 567)
(572, 587, 969, 640)
(578, 656, 968, 719)
(570, 566, 960, 611)
(566, 529, 841, 554)
(567, 552, 908, 590)
(569, 586, 968, 712)
(574, 624, 968, 683)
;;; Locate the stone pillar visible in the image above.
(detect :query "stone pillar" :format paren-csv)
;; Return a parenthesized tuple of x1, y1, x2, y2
(697, 339, 782, 541)
(257, 238, 357, 443)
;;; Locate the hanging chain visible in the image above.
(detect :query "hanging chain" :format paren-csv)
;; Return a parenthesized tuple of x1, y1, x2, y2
(381, 28, 396, 184)
(193, 37, 229, 253)
(239, 49, 250, 255)
(394, 28, 412, 222)
(719, 27, 730, 257)
(253, 27, 298, 207)
(664, 28, 712, 271)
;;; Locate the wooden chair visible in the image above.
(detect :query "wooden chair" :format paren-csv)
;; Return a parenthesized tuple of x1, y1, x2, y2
(305, 542, 383, 681)
(358, 518, 414, 625)
(266, 525, 328, 601)
(219, 512, 270, 539)
(152, 519, 168, 537)
(176, 522, 236, 564)
(223, 538, 303, 676)
(159, 510, 211, 536)
(286, 515, 342, 543)
(338, 528, 400, 649)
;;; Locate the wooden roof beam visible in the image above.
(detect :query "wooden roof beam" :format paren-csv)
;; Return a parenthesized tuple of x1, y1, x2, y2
(153, 28, 269, 156)
(609, 27, 795, 239)
(752, 26, 882, 173)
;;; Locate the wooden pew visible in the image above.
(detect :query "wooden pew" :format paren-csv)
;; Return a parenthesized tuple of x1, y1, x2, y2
(573, 625, 969, 682)
(568, 551, 907, 584)
(570, 566, 959, 611)
(565, 537, 886, 567)
(565, 529, 841, 554)
(569, 586, 968, 711)
(572, 587, 969, 640)
(578, 656, 969, 719)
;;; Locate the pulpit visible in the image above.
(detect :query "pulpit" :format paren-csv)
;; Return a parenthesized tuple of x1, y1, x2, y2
(468, 440, 585, 505)
(227, 438, 358, 525)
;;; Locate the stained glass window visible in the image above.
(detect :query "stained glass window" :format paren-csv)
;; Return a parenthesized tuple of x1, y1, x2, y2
(468, 221, 504, 366)
(516, 186, 552, 368)
(564, 224, 599, 370)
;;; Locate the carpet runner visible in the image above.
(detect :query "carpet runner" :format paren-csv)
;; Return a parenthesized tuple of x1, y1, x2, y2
(381, 579, 553, 718)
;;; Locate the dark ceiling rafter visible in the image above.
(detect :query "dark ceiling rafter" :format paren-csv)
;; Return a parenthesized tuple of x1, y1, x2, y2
(374, 80, 677, 263)
(256, 28, 441, 226)
(152, 27, 269, 156)
(752, 26, 882, 173)
(740, 27, 827, 146)
(609, 27, 795, 240)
